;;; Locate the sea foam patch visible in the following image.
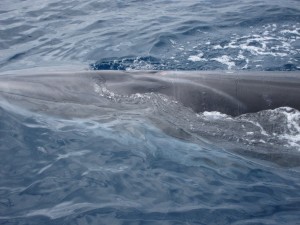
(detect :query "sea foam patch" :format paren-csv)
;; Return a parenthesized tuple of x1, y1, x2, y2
(125, 22, 300, 71)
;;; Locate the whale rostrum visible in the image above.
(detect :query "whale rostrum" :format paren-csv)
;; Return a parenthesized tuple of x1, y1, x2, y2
(0, 70, 299, 117)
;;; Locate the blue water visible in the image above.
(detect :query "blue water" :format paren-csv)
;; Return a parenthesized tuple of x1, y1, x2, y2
(1, 0, 300, 224)
(0, 0, 299, 71)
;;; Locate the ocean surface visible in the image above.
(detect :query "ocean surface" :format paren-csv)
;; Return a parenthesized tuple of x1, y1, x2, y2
(0, 0, 300, 71)
(0, 0, 300, 224)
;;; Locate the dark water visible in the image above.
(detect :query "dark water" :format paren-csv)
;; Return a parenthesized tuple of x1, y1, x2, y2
(1, 0, 300, 224)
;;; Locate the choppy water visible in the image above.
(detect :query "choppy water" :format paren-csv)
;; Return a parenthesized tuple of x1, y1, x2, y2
(1, 0, 300, 224)
(0, 0, 300, 71)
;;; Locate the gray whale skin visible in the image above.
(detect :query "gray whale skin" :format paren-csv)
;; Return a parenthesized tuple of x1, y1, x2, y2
(0, 70, 299, 116)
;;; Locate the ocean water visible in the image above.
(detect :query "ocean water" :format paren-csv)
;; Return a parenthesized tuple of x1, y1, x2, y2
(0, 0, 299, 71)
(0, 0, 300, 225)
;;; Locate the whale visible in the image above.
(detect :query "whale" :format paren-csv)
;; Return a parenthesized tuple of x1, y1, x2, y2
(0, 70, 299, 117)
(0, 70, 300, 167)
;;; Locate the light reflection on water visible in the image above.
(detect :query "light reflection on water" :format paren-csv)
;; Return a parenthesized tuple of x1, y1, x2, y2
(0, 98, 300, 224)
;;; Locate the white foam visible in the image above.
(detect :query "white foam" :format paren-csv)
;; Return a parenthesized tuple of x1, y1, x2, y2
(211, 55, 235, 69)
(187, 53, 207, 62)
(201, 111, 232, 120)
(278, 108, 300, 149)
(280, 29, 300, 35)
(220, 24, 300, 61)
(213, 44, 222, 49)
(242, 107, 300, 150)
(240, 119, 269, 136)
(93, 83, 118, 100)
(236, 50, 249, 69)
